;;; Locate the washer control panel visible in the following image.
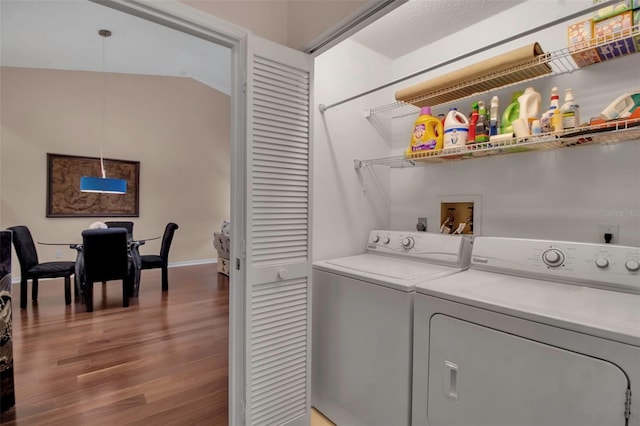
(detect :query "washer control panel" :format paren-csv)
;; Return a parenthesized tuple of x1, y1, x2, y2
(367, 230, 471, 267)
(471, 237, 640, 293)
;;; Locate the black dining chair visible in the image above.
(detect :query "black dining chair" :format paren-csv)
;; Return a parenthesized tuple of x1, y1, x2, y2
(140, 222, 178, 291)
(6, 225, 76, 309)
(81, 228, 133, 312)
(104, 221, 134, 239)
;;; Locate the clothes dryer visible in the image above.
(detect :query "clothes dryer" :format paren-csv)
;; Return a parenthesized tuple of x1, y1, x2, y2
(312, 230, 471, 426)
(412, 237, 640, 426)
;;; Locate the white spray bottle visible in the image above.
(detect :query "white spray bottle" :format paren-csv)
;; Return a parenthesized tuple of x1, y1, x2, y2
(489, 96, 499, 136)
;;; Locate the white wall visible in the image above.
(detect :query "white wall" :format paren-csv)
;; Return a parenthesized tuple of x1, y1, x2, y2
(314, 0, 640, 252)
(386, 0, 640, 246)
(313, 39, 393, 260)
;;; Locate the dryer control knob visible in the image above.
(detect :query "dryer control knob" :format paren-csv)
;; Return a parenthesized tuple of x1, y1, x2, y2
(372, 235, 380, 243)
(402, 237, 415, 250)
(625, 260, 640, 272)
(595, 258, 609, 268)
(383, 237, 390, 244)
(542, 249, 564, 267)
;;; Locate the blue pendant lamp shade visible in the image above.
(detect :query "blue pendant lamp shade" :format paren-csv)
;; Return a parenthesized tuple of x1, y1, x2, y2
(80, 176, 127, 194)
(80, 28, 127, 195)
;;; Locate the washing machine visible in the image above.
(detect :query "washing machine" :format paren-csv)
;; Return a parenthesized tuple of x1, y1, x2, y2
(312, 230, 472, 426)
(412, 236, 640, 426)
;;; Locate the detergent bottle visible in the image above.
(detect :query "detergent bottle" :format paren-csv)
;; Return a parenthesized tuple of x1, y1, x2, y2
(540, 87, 560, 133)
(489, 96, 499, 136)
(560, 88, 581, 129)
(600, 91, 640, 120)
(406, 106, 443, 155)
(518, 87, 542, 122)
(500, 91, 523, 134)
(443, 108, 469, 149)
(475, 101, 490, 143)
(468, 102, 479, 143)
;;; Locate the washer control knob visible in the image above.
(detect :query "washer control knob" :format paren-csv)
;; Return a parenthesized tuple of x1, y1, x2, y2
(625, 260, 640, 272)
(372, 235, 380, 243)
(402, 237, 415, 250)
(542, 249, 564, 267)
(595, 258, 609, 268)
(383, 237, 391, 244)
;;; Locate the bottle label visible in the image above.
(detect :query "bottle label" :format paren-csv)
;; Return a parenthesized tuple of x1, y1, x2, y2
(562, 111, 577, 129)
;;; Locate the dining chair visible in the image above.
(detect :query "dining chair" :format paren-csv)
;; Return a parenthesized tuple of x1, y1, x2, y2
(104, 221, 134, 239)
(140, 222, 178, 291)
(6, 225, 75, 309)
(81, 228, 133, 312)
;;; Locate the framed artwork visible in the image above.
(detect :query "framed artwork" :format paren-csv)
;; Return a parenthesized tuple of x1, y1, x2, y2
(46, 153, 140, 217)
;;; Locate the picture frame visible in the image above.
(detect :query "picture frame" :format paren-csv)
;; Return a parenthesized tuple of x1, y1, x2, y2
(46, 153, 140, 217)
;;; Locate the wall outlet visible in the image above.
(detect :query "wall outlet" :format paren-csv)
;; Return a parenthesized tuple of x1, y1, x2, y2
(55, 249, 62, 259)
(417, 217, 428, 232)
(598, 224, 619, 244)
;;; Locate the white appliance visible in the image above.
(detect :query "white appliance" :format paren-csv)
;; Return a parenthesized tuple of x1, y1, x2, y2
(312, 230, 472, 426)
(412, 237, 640, 426)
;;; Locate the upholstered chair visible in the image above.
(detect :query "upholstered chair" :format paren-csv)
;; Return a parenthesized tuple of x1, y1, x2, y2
(7, 225, 75, 309)
(140, 223, 178, 291)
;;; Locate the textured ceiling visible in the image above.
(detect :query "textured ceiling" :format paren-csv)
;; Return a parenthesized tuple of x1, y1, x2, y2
(351, 0, 527, 59)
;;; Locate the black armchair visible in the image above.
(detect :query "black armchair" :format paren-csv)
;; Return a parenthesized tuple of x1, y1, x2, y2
(81, 228, 133, 312)
(140, 222, 178, 291)
(6, 225, 75, 309)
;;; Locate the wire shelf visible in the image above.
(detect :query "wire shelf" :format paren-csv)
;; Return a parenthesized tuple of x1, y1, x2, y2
(367, 24, 640, 119)
(354, 118, 640, 169)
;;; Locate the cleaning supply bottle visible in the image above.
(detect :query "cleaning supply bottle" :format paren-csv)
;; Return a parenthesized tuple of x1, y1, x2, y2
(600, 92, 640, 120)
(475, 101, 490, 142)
(560, 88, 581, 129)
(443, 108, 469, 149)
(468, 102, 479, 143)
(551, 107, 564, 133)
(406, 106, 443, 155)
(489, 96, 499, 136)
(500, 91, 522, 134)
(518, 87, 541, 131)
(540, 87, 560, 133)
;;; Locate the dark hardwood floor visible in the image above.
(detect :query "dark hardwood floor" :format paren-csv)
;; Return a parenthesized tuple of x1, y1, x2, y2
(1, 264, 229, 425)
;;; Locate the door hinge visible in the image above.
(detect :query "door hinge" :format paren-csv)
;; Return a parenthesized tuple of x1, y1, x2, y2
(241, 399, 246, 421)
(625, 388, 632, 420)
(236, 258, 241, 270)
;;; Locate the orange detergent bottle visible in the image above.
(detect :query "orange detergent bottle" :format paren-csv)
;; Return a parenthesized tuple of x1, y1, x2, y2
(406, 106, 443, 156)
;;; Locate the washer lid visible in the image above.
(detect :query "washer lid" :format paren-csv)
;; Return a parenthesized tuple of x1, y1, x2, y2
(416, 269, 640, 346)
(314, 253, 462, 292)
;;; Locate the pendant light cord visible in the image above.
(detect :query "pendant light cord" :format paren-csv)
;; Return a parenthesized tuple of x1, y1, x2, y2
(99, 30, 111, 178)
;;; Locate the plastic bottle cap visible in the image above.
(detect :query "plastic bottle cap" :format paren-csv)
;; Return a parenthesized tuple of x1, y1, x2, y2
(420, 106, 432, 115)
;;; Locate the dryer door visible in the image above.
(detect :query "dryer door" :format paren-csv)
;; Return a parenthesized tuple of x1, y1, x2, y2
(428, 314, 629, 426)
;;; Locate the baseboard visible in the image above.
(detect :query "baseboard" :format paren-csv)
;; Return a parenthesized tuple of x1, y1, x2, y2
(168, 258, 217, 268)
(11, 258, 218, 283)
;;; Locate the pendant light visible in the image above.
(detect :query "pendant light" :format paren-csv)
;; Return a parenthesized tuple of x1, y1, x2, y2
(80, 29, 127, 194)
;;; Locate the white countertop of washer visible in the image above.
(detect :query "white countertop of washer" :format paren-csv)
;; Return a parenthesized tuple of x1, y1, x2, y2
(313, 253, 467, 292)
(415, 269, 640, 346)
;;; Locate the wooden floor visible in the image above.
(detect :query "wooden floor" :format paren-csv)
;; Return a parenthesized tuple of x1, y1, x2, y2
(1, 264, 229, 425)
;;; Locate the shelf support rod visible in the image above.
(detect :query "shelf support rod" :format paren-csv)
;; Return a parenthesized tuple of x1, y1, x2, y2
(318, 0, 618, 113)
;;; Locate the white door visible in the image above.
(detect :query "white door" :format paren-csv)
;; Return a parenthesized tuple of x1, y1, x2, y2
(242, 34, 313, 426)
(427, 314, 629, 426)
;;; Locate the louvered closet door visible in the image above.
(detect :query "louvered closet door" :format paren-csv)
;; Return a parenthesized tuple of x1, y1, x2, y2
(245, 35, 313, 426)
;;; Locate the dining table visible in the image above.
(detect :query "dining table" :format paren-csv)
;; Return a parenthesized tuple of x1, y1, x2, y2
(38, 235, 160, 299)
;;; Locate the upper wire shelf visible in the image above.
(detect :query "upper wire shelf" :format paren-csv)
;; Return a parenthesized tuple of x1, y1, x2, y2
(367, 24, 640, 119)
(355, 119, 640, 169)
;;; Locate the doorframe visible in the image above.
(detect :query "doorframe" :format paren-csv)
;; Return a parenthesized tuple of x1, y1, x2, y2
(92, 1, 248, 423)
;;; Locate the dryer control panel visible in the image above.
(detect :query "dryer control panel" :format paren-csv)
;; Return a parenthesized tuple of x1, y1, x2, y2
(367, 230, 472, 268)
(471, 237, 640, 294)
